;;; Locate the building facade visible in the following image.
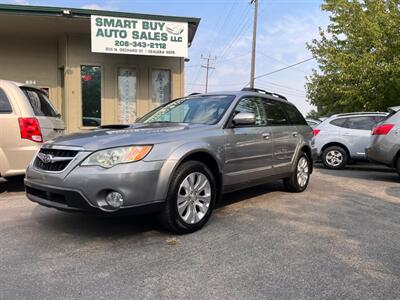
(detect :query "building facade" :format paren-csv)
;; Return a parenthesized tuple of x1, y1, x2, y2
(0, 4, 200, 132)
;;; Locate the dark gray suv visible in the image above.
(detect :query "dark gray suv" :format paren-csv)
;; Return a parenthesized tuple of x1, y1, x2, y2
(25, 88, 313, 233)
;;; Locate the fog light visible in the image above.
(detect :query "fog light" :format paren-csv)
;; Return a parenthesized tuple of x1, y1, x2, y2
(105, 191, 124, 209)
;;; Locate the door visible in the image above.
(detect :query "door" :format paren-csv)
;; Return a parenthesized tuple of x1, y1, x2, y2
(224, 97, 273, 186)
(263, 99, 299, 171)
(340, 116, 385, 159)
(21, 87, 65, 141)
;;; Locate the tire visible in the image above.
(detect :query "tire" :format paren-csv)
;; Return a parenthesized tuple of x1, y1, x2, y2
(396, 157, 400, 177)
(283, 151, 311, 193)
(5, 175, 24, 185)
(321, 146, 348, 169)
(159, 160, 216, 234)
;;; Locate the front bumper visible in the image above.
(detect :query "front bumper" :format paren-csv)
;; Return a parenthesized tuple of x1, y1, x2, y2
(25, 158, 167, 213)
(311, 147, 319, 161)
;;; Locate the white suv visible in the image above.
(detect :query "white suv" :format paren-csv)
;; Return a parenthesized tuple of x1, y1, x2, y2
(0, 80, 65, 178)
(311, 112, 387, 169)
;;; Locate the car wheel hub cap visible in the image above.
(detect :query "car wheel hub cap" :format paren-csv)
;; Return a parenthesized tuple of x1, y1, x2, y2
(326, 150, 343, 167)
(297, 157, 309, 187)
(177, 172, 211, 224)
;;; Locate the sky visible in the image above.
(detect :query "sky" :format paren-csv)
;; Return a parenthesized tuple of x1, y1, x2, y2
(3, 0, 329, 114)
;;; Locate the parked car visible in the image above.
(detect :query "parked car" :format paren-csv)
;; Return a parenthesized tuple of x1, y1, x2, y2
(0, 79, 65, 178)
(306, 118, 321, 128)
(311, 112, 387, 169)
(25, 88, 313, 234)
(366, 106, 400, 175)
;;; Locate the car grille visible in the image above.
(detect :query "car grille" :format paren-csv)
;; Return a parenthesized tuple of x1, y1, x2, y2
(34, 148, 79, 172)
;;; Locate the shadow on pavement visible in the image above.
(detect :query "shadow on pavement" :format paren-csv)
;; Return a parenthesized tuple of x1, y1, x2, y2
(315, 162, 399, 183)
(217, 181, 284, 209)
(0, 176, 25, 193)
(31, 181, 285, 238)
(32, 207, 162, 238)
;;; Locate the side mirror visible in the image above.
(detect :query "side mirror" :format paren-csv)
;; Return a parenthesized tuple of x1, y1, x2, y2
(232, 112, 256, 126)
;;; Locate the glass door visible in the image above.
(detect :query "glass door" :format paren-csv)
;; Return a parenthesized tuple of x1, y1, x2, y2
(118, 68, 137, 124)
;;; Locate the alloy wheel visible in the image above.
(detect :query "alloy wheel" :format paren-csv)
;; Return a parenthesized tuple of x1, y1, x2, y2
(177, 172, 211, 224)
(325, 150, 343, 167)
(297, 156, 309, 187)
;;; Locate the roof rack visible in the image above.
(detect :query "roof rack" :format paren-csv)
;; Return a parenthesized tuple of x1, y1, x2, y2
(188, 92, 201, 96)
(241, 87, 287, 101)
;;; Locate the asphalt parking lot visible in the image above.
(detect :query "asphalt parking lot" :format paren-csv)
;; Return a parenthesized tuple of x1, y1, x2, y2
(1, 164, 400, 299)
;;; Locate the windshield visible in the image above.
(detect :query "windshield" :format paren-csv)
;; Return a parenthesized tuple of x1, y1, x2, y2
(138, 95, 235, 125)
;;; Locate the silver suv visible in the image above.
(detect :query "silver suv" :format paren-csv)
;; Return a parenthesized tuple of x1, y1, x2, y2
(366, 106, 400, 176)
(25, 88, 313, 233)
(312, 112, 387, 169)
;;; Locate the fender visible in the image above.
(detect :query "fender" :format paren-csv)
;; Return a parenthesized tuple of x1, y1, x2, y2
(291, 142, 313, 174)
(153, 141, 224, 201)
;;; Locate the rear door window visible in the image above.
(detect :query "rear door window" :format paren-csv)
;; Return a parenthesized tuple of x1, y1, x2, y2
(263, 99, 290, 126)
(0, 88, 12, 113)
(280, 102, 307, 125)
(21, 88, 57, 117)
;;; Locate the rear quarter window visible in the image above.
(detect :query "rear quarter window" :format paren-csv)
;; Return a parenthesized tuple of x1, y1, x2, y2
(346, 116, 383, 130)
(21, 88, 57, 117)
(0, 88, 12, 113)
(280, 102, 307, 125)
(330, 118, 348, 128)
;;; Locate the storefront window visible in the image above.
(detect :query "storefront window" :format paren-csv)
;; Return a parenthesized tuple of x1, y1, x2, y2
(118, 68, 137, 124)
(151, 69, 171, 109)
(81, 66, 101, 127)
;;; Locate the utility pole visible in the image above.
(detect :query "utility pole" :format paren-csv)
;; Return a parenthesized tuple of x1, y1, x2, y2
(201, 54, 216, 93)
(250, 0, 259, 88)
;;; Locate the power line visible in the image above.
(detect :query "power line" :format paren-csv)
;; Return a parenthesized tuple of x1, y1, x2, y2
(211, 1, 270, 78)
(254, 57, 315, 80)
(256, 51, 310, 75)
(186, 0, 239, 93)
(256, 79, 306, 94)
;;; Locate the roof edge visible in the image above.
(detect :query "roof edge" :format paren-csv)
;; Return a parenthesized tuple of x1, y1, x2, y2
(0, 4, 200, 23)
(0, 4, 201, 44)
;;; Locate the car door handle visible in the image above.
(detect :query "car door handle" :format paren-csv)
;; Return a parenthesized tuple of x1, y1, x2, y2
(292, 132, 298, 137)
(262, 133, 271, 140)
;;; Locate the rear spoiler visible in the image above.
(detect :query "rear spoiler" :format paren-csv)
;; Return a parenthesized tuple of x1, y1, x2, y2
(388, 106, 400, 114)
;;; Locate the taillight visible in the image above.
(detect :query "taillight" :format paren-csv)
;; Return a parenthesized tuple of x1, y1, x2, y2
(18, 117, 43, 143)
(313, 129, 321, 136)
(372, 124, 394, 135)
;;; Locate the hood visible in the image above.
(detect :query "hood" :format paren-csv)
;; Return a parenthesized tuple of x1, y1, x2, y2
(44, 123, 209, 151)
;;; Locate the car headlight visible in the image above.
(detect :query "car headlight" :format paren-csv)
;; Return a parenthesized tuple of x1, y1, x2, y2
(81, 145, 152, 168)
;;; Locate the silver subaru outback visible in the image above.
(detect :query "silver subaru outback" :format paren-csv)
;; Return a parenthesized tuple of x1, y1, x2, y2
(25, 88, 313, 233)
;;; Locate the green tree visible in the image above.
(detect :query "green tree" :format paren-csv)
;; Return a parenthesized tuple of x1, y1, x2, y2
(305, 109, 320, 119)
(306, 0, 400, 116)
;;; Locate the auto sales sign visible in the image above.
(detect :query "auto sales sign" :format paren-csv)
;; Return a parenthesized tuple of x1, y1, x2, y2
(91, 15, 188, 57)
